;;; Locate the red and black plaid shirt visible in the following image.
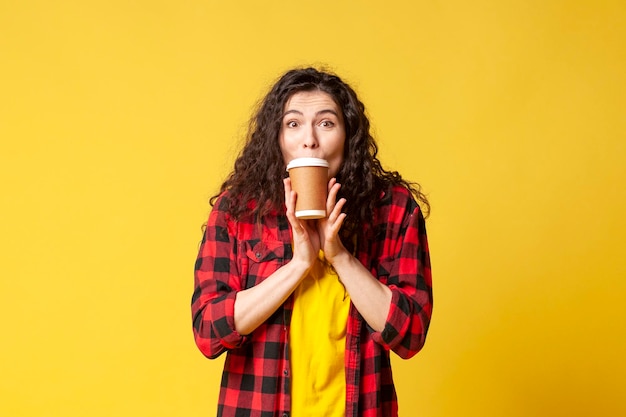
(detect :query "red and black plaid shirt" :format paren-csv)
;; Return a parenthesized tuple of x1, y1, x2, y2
(192, 185, 433, 417)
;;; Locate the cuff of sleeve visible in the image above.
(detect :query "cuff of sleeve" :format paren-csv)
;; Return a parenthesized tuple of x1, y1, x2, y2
(210, 291, 247, 349)
(370, 288, 410, 348)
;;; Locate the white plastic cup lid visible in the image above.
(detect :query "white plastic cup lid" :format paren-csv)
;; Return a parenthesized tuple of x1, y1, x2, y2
(295, 209, 326, 219)
(286, 157, 329, 171)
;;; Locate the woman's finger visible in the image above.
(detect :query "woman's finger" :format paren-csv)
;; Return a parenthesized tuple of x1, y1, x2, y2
(283, 178, 292, 205)
(326, 179, 341, 214)
(327, 177, 337, 192)
(283, 178, 303, 233)
(328, 197, 347, 224)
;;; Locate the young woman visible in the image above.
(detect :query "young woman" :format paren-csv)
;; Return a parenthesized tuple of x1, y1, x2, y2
(192, 67, 433, 417)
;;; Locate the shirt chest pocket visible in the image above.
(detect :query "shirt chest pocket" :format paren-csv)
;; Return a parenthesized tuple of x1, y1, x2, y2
(240, 239, 287, 289)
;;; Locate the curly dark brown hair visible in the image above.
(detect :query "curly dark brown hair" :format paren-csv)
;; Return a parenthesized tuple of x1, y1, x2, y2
(211, 66, 429, 239)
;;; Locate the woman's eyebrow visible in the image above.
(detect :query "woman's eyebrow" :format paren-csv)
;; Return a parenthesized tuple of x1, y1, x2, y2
(316, 109, 339, 117)
(282, 109, 339, 117)
(283, 109, 303, 117)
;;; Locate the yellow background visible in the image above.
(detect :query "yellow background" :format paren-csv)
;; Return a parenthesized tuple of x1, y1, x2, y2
(1, 1, 625, 416)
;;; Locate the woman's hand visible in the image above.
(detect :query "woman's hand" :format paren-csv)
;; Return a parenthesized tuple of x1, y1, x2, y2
(232, 179, 321, 336)
(285, 177, 392, 333)
(317, 178, 349, 264)
(284, 178, 320, 268)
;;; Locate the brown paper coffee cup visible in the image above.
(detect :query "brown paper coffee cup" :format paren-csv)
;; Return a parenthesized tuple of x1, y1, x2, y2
(286, 157, 329, 219)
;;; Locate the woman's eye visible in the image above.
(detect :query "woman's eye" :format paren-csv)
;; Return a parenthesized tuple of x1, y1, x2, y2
(286, 121, 298, 128)
(320, 120, 335, 127)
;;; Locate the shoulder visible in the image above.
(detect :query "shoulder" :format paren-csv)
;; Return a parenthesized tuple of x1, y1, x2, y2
(211, 191, 259, 219)
(208, 191, 234, 222)
(211, 190, 230, 212)
(377, 184, 420, 216)
(208, 191, 247, 230)
(209, 191, 283, 239)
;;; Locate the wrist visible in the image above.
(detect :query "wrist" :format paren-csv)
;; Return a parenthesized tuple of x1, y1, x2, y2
(288, 256, 314, 278)
(327, 248, 352, 269)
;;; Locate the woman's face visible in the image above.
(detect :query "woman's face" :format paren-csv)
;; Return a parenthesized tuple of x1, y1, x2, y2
(279, 90, 346, 178)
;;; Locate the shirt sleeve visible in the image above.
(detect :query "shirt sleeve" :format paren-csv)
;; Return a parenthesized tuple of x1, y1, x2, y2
(370, 187, 434, 359)
(191, 194, 247, 359)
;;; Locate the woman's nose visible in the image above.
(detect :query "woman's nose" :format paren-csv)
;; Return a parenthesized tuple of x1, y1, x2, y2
(303, 127, 318, 148)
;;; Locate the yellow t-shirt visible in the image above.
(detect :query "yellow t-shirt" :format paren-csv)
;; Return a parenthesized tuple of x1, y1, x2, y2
(290, 252, 351, 417)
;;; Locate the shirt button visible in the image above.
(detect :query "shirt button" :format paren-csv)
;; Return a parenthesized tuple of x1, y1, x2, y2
(255, 252, 261, 259)
(283, 369, 288, 376)
(282, 414, 289, 417)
